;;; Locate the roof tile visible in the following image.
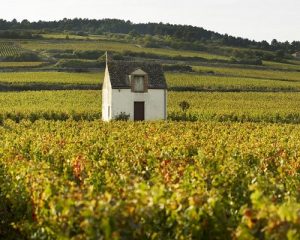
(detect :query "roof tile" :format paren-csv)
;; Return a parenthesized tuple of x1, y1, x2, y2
(108, 60, 167, 89)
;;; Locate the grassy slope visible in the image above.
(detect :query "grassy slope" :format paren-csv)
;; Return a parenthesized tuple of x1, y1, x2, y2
(166, 73, 300, 91)
(263, 60, 300, 71)
(20, 39, 229, 60)
(0, 72, 103, 84)
(193, 65, 300, 81)
(0, 62, 45, 68)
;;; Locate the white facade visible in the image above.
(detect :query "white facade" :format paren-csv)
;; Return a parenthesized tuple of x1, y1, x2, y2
(102, 65, 167, 121)
(110, 89, 167, 121)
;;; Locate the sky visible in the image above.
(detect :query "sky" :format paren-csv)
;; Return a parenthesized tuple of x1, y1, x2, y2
(1, 0, 299, 42)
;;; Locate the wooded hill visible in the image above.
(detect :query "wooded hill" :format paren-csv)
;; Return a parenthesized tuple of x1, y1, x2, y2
(0, 18, 299, 54)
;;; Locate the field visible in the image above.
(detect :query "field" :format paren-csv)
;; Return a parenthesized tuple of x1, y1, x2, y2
(0, 41, 25, 57)
(263, 60, 300, 71)
(1, 91, 300, 124)
(0, 62, 45, 68)
(20, 39, 229, 60)
(0, 72, 102, 84)
(2, 120, 300, 239)
(1, 70, 300, 92)
(166, 73, 300, 91)
(1, 33, 300, 239)
(193, 65, 300, 81)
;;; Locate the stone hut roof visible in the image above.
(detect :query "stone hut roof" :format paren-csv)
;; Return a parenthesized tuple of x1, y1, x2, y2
(107, 60, 167, 89)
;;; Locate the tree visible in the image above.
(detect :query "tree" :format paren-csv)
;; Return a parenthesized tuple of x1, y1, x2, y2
(179, 101, 190, 112)
(271, 39, 279, 50)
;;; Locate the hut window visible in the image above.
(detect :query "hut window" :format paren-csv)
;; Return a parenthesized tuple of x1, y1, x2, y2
(133, 76, 145, 92)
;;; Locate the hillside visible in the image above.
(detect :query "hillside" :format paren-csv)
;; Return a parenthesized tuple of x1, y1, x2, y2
(1, 19, 300, 240)
(0, 18, 300, 63)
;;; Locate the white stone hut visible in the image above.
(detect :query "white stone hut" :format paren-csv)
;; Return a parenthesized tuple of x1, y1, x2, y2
(102, 58, 167, 121)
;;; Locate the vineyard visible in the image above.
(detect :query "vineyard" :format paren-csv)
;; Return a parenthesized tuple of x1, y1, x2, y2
(20, 39, 229, 60)
(166, 73, 300, 92)
(193, 65, 300, 81)
(1, 90, 300, 124)
(0, 41, 25, 57)
(1, 32, 300, 240)
(1, 120, 300, 239)
(1, 71, 300, 92)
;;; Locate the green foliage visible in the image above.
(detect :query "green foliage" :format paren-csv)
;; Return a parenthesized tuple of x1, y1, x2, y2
(230, 57, 263, 66)
(4, 52, 41, 62)
(114, 112, 130, 121)
(179, 101, 190, 112)
(20, 39, 229, 61)
(73, 50, 104, 60)
(0, 30, 42, 39)
(55, 59, 105, 69)
(163, 64, 193, 72)
(51, 50, 105, 60)
(1, 18, 299, 53)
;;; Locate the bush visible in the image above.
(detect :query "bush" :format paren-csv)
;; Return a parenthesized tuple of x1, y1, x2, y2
(0, 30, 42, 39)
(230, 57, 263, 66)
(76, 31, 88, 36)
(163, 64, 193, 72)
(52, 53, 75, 59)
(73, 50, 104, 60)
(55, 59, 105, 69)
(168, 112, 198, 121)
(114, 112, 130, 121)
(179, 101, 190, 112)
(4, 52, 41, 62)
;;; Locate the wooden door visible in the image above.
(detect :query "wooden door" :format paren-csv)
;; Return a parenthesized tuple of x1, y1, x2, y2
(134, 102, 145, 121)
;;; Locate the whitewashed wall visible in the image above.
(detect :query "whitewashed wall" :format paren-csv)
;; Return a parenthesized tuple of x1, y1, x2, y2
(102, 67, 112, 121)
(111, 89, 167, 120)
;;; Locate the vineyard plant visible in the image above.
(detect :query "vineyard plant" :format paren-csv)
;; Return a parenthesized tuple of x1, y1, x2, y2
(1, 120, 300, 239)
(2, 91, 300, 124)
(0, 41, 25, 58)
(2, 71, 300, 92)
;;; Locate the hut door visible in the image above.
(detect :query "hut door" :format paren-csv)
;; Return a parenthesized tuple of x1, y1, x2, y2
(134, 102, 145, 121)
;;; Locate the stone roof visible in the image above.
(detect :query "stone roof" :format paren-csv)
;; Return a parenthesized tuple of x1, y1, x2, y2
(107, 60, 167, 89)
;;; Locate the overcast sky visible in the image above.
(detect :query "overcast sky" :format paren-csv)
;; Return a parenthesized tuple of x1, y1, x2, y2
(1, 0, 299, 42)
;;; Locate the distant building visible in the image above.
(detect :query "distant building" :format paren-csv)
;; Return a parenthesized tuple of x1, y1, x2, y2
(292, 52, 300, 59)
(102, 56, 167, 121)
